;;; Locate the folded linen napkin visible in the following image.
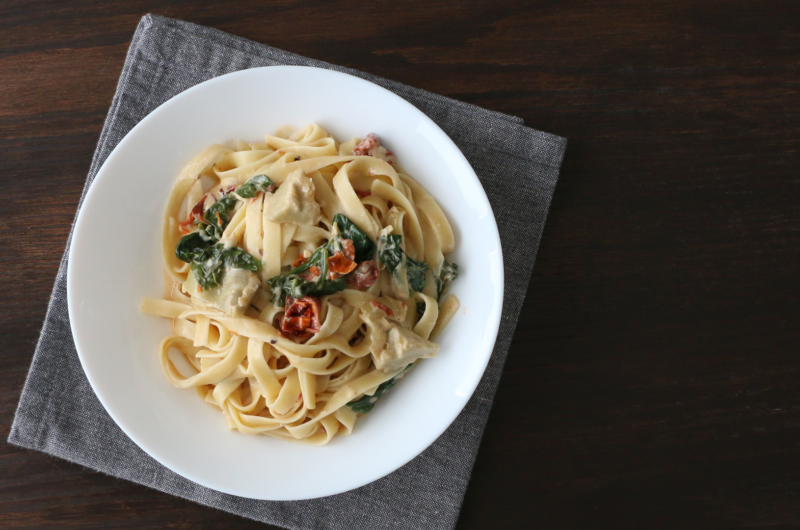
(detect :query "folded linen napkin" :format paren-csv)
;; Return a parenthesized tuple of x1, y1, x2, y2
(8, 14, 566, 530)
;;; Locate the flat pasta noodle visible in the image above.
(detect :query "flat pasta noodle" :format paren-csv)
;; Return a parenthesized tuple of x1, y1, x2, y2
(141, 124, 461, 445)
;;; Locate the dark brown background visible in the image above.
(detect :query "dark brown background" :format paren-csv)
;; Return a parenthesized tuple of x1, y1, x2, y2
(2, 1, 799, 528)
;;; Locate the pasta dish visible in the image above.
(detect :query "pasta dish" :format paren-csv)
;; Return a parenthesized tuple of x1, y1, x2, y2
(141, 124, 460, 445)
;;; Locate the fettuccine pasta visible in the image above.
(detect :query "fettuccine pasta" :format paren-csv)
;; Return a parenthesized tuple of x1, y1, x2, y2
(141, 124, 460, 445)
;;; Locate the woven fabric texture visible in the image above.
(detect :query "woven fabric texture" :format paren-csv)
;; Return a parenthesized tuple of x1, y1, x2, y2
(8, 15, 566, 530)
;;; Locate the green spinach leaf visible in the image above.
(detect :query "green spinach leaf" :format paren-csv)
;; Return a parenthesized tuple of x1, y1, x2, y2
(333, 214, 375, 262)
(266, 244, 347, 306)
(190, 244, 263, 291)
(235, 174, 277, 199)
(311, 277, 347, 296)
(378, 233, 428, 294)
(279, 276, 347, 300)
(347, 364, 414, 414)
(203, 194, 238, 236)
(405, 255, 429, 293)
(378, 233, 404, 272)
(175, 231, 214, 263)
(416, 301, 426, 321)
(266, 214, 380, 307)
(190, 245, 227, 290)
(224, 247, 263, 271)
(175, 187, 265, 291)
(435, 259, 459, 298)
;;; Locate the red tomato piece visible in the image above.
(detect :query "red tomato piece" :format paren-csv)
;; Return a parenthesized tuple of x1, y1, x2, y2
(302, 266, 322, 282)
(280, 296, 322, 336)
(327, 252, 357, 279)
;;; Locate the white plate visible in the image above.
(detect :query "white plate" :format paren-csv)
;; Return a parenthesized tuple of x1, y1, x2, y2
(68, 66, 503, 500)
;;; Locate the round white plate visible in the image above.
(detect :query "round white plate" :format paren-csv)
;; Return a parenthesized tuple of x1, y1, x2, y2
(67, 66, 504, 500)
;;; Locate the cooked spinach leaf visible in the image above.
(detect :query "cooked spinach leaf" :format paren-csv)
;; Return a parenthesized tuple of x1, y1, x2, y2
(435, 259, 459, 298)
(284, 276, 347, 300)
(189, 244, 263, 290)
(266, 244, 347, 306)
(312, 277, 348, 296)
(190, 245, 227, 290)
(235, 174, 277, 199)
(347, 364, 414, 414)
(186, 175, 276, 241)
(224, 247, 262, 271)
(378, 233, 404, 272)
(416, 301, 426, 321)
(406, 255, 429, 293)
(378, 233, 428, 294)
(333, 214, 375, 262)
(203, 194, 237, 236)
(175, 231, 214, 263)
(266, 214, 389, 307)
(197, 222, 216, 239)
(175, 187, 265, 291)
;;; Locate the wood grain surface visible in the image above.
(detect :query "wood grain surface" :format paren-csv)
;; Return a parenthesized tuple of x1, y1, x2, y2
(2, 1, 799, 528)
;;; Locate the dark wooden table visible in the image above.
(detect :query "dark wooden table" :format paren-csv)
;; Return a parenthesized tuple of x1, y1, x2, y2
(2, 1, 799, 528)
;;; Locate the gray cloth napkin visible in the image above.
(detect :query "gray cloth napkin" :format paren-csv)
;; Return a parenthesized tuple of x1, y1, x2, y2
(8, 14, 566, 530)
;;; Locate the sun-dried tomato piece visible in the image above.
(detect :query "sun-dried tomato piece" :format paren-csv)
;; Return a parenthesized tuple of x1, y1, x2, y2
(302, 266, 322, 282)
(178, 195, 207, 234)
(292, 255, 307, 268)
(326, 239, 357, 280)
(282, 316, 311, 332)
(327, 251, 358, 280)
(280, 296, 322, 336)
(353, 260, 379, 289)
(355, 190, 371, 199)
(370, 300, 393, 317)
